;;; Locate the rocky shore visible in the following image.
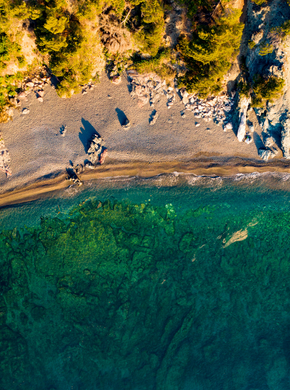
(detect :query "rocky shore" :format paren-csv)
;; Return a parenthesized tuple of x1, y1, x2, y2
(1, 63, 290, 205)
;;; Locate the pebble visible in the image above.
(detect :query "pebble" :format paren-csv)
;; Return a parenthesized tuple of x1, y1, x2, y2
(22, 108, 30, 115)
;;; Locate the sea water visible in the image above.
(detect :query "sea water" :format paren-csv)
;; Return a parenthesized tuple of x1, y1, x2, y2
(1, 173, 290, 390)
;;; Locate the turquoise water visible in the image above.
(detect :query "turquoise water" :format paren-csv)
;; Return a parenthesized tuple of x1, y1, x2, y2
(1, 174, 290, 390)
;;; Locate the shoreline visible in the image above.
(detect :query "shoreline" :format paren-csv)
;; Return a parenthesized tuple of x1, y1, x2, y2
(1, 157, 290, 208)
(1, 75, 290, 208)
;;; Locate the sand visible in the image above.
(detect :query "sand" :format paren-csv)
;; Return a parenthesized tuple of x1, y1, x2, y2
(0, 73, 290, 207)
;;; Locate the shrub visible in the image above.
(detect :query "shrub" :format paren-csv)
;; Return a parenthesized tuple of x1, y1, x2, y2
(248, 40, 256, 49)
(252, 75, 285, 107)
(252, 0, 267, 5)
(132, 49, 176, 82)
(238, 79, 251, 98)
(259, 42, 273, 56)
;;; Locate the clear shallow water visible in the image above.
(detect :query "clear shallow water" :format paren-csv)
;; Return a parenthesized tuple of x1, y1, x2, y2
(1, 173, 290, 390)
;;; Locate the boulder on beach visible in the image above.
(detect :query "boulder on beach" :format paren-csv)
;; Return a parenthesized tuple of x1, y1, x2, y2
(111, 75, 122, 85)
(149, 110, 158, 126)
(258, 148, 276, 161)
(87, 133, 107, 165)
(122, 118, 131, 130)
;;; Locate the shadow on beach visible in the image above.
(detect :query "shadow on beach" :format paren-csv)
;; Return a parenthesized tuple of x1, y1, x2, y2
(115, 108, 128, 127)
(79, 119, 100, 153)
(253, 131, 264, 152)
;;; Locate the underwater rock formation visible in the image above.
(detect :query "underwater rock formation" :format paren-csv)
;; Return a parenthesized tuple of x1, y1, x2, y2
(1, 199, 290, 389)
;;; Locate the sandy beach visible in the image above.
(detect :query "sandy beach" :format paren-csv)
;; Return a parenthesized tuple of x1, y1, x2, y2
(0, 73, 290, 207)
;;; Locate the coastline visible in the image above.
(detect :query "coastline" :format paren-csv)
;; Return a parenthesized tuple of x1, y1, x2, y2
(1, 74, 290, 208)
(1, 156, 290, 208)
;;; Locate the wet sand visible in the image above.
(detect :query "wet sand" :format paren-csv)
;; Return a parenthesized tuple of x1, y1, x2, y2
(1, 157, 290, 207)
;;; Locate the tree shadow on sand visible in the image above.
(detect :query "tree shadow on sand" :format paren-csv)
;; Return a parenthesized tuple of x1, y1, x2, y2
(79, 119, 101, 153)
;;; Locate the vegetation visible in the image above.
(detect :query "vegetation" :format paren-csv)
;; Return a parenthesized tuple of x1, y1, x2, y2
(0, 0, 246, 119)
(132, 49, 176, 82)
(134, 0, 165, 56)
(259, 42, 273, 56)
(178, 9, 244, 97)
(248, 40, 256, 49)
(271, 20, 290, 41)
(251, 75, 285, 107)
(238, 78, 251, 98)
(251, 0, 267, 5)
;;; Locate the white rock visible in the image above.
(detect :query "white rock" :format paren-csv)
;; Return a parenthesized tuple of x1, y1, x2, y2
(111, 75, 122, 85)
(37, 97, 43, 102)
(237, 97, 250, 142)
(248, 124, 254, 132)
(258, 148, 275, 161)
(264, 135, 275, 148)
(195, 122, 200, 127)
(182, 96, 189, 105)
(26, 82, 34, 88)
(281, 116, 290, 158)
(22, 108, 30, 115)
(224, 122, 233, 132)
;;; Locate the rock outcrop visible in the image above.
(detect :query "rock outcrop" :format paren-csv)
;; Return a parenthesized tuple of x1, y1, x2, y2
(239, 0, 290, 159)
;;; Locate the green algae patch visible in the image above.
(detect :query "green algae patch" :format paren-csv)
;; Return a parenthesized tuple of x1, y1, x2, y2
(1, 198, 290, 389)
